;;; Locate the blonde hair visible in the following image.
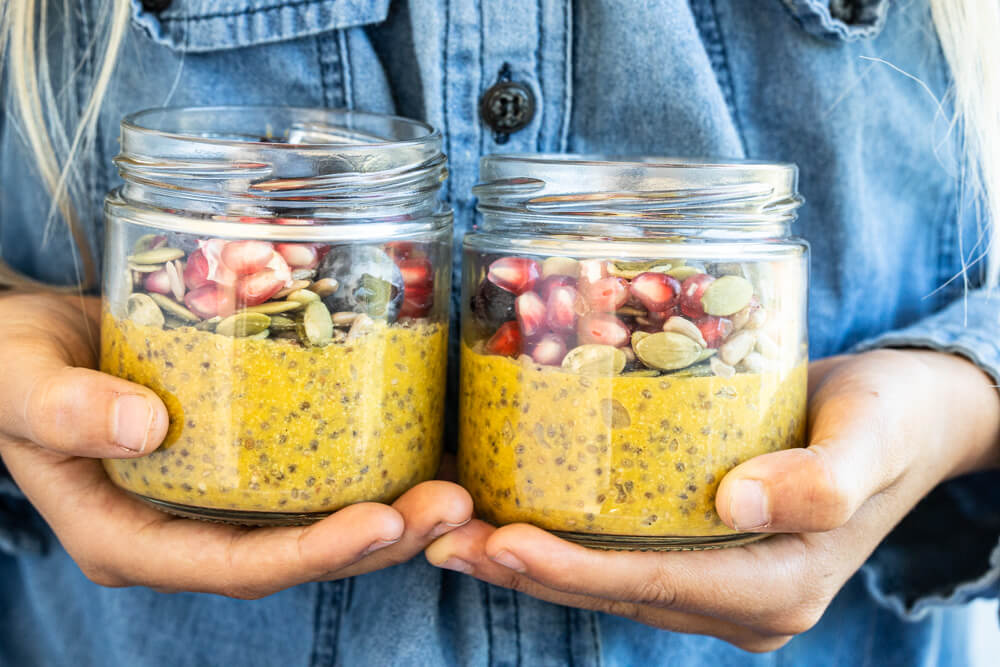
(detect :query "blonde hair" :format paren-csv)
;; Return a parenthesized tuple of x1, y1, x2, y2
(1, 0, 998, 288)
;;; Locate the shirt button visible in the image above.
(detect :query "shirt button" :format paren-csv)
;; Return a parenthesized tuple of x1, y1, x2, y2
(479, 80, 536, 143)
(141, 0, 172, 11)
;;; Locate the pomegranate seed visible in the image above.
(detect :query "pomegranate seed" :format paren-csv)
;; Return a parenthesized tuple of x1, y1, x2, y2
(577, 313, 629, 347)
(583, 277, 629, 312)
(530, 334, 568, 366)
(577, 259, 608, 287)
(184, 284, 236, 318)
(546, 285, 581, 334)
(399, 258, 434, 289)
(221, 240, 275, 275)
(275, 243, 319, 270)
(485, 321, 523, 358)
(679, 273, 715, 319)
(630, 272, 680, 312)
(515, 291, 547, 338)
(143, 268, 171, 295)
(487, 256, 541, 295)
(537, 275, 576, 302)
(399, 285, 434, 318)
(183, 249, 212, 290)
(235, 269, 286, 306)
(695, 316, 734, 349)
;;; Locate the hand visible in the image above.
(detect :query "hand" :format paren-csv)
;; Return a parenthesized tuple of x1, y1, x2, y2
(0, 292, 472, 598)
(427, 349, 1000, 652)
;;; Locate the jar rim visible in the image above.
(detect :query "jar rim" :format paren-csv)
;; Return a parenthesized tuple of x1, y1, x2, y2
(473, 153, 802, 228)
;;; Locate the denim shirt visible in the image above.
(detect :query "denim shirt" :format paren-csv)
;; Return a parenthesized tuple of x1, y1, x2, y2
(1, 1, 999, 665)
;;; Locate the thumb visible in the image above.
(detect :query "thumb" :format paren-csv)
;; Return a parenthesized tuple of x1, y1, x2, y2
(715, 381, 900, 534)
(0, 347, 169, 459)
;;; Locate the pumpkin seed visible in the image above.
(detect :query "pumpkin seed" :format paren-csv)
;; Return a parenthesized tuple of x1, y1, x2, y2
(634, 332, 703, 371)
(354, 274, 394, 316)
(347, 313, 376, 341)
(148, 292, 200, 322)
(195, 316, 221, 332)
(126, 293, 165, 328)
(695, 348, 717, 363)
(621, 369, 660, 378)
(131, 234, 166, 255)
(128, 247, 184, 265)
(291, 268, 317, 281)
(247, 330, 270, 340)
(600, 398, 631, 429)
(128, 262, 163, 273)
(701, 275, 753, 316)
(719, 330, 756, 366)
(165, 259, 185, 301)
(216, 312, 271, 337)
(275, 280, 312, 299)
(163, 315, 188, 330)
(631, 330, 651, 347)
(302, 301, 334, 345)
(669, 361, 716, 377)
(616, 306, 646, 317)
(245, 300, 304, 314)
(560, 344, 627, 376)
(541, 256, 580, 279)
(286, 288, 320, 304)
(310, 277, 339, 297)
(332, 311, 359, 327)
(268, 315, 298, 331)
(607, 260, 677, 279)
(666, 265, 700, 281)
(710, 356, 736, 378)
(661, 315, 707, 347)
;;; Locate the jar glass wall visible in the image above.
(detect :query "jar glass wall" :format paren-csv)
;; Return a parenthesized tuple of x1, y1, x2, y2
(101, 107, 451, 525)
(460, 155, 808, 550)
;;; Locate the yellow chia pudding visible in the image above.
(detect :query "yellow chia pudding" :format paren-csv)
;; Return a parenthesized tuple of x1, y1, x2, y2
(102, 312, 447, 518)
(459, 344, 807, 541)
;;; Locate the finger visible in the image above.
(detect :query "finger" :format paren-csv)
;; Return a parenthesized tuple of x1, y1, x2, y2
(426, 521, 790, 651)
(1, 439, 405, 597)
(715, 367, 904, 534)
(0, 359, 169, 458)
(332, 480, 472, 578)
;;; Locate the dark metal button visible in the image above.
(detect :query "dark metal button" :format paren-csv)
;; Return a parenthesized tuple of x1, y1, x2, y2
(480, 77, 535, 143)
(141, 0, 172, 12)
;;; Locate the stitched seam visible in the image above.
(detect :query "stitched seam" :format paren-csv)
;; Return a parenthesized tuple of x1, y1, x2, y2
(535, 0, 544, 152)
(442, 0, 452, 202)
(337, 28, 353, 109)
(559, 0, 573, 152)
(308, 582, 326, 666)
(481, 581, 493, 666)
(160, 0, 343, 23)
(589, 610, 602, 666)
(315, 35, 330, 108)
(514, 592, 522, 667)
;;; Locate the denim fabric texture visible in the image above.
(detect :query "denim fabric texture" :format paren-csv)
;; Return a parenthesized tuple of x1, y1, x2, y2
(1, 0, 998, 665)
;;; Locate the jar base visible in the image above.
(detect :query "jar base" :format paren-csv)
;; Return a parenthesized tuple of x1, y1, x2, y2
(549, 529, 771, 551)
(132, 494, 331, 526)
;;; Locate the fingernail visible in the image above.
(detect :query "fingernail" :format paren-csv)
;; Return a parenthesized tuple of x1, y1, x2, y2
(437, 557, 473, 574)
(729, 479, 770, 531)
(429, 518, 471, 539)
(112, 394, 153, 453)
(363, 538, 400, 556)
(490, 550, 526, 573)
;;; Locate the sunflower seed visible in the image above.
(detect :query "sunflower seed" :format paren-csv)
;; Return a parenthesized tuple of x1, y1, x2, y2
(165, 259, 185, 301)
(275, 280, 312, 299)
(661, 315, 708, 347)
(347, 313, 376, 340)
(710, 356, 736, 378)
(310, 277, 339, 297)
(541, 256, 580, 279)
(286, 288, 320, 304)
(332, 311, 359, 327)
(719, 330, 756, 366)
(245, 300, 304, 314)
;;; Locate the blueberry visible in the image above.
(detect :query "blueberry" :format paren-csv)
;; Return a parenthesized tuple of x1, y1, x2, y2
(470, 278, 516, 330)
(317, 246, 403, 320)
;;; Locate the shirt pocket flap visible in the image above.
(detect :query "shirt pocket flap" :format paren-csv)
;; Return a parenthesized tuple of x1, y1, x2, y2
(779, 0, 890, 41)
(131, 0, 390, 53)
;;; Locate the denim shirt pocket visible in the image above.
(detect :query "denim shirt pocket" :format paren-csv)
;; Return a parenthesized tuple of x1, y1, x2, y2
(778, 0, 890, 41)
(130, 0, 390, 52)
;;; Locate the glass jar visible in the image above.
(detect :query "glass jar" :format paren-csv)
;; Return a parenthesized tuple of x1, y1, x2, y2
(460, 155, 808, 550)
(101, 107, 451, 525)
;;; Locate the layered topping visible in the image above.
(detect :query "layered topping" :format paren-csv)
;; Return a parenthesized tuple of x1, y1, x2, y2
(470, 255, 777, 378)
